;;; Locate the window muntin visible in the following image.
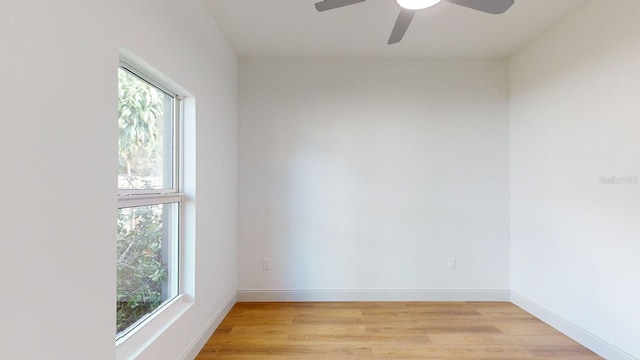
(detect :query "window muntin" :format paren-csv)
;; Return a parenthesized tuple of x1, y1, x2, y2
(116, 64, 182, 339)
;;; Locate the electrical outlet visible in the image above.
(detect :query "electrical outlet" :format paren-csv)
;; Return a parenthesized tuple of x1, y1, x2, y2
(448, 258, 457, 270)
(263, 258, 270, 271)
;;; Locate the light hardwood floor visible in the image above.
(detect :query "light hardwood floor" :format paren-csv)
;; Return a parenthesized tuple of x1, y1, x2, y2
(195, 302, 602, 359)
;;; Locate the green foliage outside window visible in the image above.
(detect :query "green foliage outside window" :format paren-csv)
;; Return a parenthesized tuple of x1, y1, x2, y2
(116, 205, 166, 334)
(117, 68, 169, 335)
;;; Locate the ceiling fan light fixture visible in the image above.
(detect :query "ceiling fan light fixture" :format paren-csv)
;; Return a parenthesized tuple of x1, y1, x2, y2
(396, 0, 441, 10)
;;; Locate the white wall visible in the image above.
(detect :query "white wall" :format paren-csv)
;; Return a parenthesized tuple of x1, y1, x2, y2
(1, 1, 118, 358)
(238, 58, 510, 299)
(510, 0, 640, 358)
(0, 0, 237, 359)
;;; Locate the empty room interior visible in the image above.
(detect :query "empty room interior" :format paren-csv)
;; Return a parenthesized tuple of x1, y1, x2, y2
(2, 0, 639, 359)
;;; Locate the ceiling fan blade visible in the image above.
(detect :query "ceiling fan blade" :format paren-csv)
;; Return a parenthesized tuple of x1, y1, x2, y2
(388, 9, 415, 45)
(314, 0, 365, 12)
(446, 0, 514, 14)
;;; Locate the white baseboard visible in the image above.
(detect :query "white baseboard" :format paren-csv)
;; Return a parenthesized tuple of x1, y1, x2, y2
(237, 289, 511, 302)
(511, 291, 636, 360)
(180, 292, 237, 360)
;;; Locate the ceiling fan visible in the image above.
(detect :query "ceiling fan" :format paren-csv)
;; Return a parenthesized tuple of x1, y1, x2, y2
(314, 0, 515, 44)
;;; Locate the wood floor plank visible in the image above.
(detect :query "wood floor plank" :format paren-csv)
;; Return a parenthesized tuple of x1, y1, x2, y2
(372, 344, 535, 359)
(428, 333, 522, 345)
(194, 302, 602, 359)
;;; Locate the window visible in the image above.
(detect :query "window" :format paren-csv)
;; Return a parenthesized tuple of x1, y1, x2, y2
(116, 64, 183, 339)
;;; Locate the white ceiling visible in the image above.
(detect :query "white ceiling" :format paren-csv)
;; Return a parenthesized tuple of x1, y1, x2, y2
(204, 0, 588, 58)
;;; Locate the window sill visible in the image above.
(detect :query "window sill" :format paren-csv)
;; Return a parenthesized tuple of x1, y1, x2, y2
(116, 294, 193, 359)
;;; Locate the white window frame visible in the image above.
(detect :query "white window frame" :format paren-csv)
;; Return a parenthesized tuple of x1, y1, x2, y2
(116, 61, 185, 341)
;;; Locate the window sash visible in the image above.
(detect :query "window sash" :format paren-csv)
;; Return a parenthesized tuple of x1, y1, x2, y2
(118, 63, 182, 193)
(116, 201, 182, 339)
